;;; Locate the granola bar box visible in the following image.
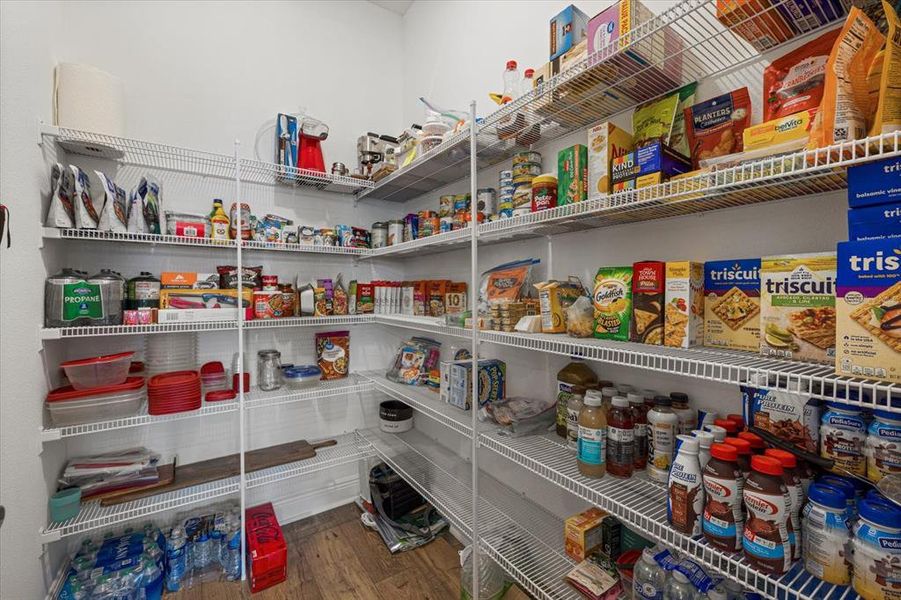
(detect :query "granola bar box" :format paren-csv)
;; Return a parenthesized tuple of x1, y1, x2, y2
(836, 239, 901, 383)
(760, 253, 836, 365)
(703, 259, 761, 352)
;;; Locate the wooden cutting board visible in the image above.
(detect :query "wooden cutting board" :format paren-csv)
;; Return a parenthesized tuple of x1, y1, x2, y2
(100, 439, 337, 506)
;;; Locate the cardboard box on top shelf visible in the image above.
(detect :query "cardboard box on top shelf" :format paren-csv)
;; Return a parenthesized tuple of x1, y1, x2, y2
(848, 203, 901, 241)
(588, 121, 633, 199)
(551, 4, 589, 61)
(847, 156, 901, 208)
(716, 0, 794, 52)
(610, 140, 691, 193)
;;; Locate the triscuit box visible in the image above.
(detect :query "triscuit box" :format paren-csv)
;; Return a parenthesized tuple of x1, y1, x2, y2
(564, 508, 621, 562)
(558, 145, 588, 205)
(587, 122, 633, 199)
(760, 252, 837, 364)
(848, 203, 901, 241)
(704, 259, 761, 352)
(836, 238, 901, 383)
(665, 261, 705, 348)
(848, 156, 901, 208)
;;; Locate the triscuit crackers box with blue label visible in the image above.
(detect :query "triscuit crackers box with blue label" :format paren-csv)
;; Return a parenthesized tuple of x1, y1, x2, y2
(848, 202, 901, 241)
(836, 239, 901, 383)
(704, 259, 761, 352)
(848, 156, 901, 208)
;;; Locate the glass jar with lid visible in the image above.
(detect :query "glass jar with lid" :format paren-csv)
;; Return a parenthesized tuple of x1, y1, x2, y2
(257, 349, 283, 391)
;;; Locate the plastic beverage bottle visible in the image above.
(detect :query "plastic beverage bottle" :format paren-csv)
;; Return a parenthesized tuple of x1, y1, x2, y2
(702, 442, 744, 552)
(607, 396, 634, 477)
(723, 437, 752, 478)
(165, 527, 188, 592)
(194, 530, 211, 569)
(647, 395, 680, 483)
(765, 448, 802, 561)
(139, 557, 163, 600)
(692, 430, 714, 470)
(209, 199, 230, 240)
(670, 392, 695, 435)
(501, 60, 519, 104)
(633, 547, 665, 600)
(668, 435, 704, 536)
(555, 360, 598, 438)
(578, 389, 607, 478)
(665, 570, 699, 600)
(629, 392, 649, 470)
(224, 525, 242, 581)
(566, 393, 584, 452)
(600, 386, 618, 413)
(743, 456, 791, 575)
(520, 68, 534, 99)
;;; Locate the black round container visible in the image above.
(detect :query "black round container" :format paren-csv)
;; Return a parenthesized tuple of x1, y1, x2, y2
(379, 400, 413, 433)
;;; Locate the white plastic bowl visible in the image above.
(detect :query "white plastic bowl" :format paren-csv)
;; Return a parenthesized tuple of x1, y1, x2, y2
(60, 352, 135, 390)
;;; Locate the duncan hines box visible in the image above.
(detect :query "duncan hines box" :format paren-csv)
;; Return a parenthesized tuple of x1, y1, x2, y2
(631, 261, 665, 344)
(836, 239, 901, 383)
(759, 253, 836, 365)
(704, 259, 761, 352)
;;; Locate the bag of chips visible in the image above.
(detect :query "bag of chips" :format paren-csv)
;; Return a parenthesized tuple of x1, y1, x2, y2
(71, 165, 99, 229)
(763, 29, 840, 122)
(868, 1, 900, 139)
(45, 163, 74, 228)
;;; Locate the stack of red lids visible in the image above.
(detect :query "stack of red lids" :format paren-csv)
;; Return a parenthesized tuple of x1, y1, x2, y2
(148, 371, 201, 415)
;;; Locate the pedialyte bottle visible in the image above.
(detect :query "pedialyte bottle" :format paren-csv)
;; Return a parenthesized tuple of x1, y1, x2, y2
(802, 483, 851, 585)
(668, 435, 703, 536)
(743, 455, 791, 576)
(867, 408, 901, 483)
(853, 499, 901, 600)
(703, 442, 744, 553)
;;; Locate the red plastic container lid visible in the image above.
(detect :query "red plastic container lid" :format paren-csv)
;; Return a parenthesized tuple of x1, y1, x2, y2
(60, 351, 135, 368)
(206, 389, 237, 402)
(129, 361, 145, 373)
(200, 361, 225, 375)
(148, 371, 199, 388)
(47, 377, 145, 403)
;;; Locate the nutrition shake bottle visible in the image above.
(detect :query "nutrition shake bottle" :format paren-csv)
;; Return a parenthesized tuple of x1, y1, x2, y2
(743, 455, 792, 576)
(703, 442, 744, 552)
(647, 396, 680, 483)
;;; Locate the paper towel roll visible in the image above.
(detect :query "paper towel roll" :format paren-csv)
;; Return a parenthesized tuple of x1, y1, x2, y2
(53, 63, 125, 136)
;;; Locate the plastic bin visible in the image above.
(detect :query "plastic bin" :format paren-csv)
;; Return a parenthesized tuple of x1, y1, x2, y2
(46, 377, 145, 426)
(283, 365, 321, 391)
(59, 351, 134, 390)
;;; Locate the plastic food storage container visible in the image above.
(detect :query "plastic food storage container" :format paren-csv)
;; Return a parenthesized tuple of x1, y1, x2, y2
(46, 377, 145, 426)
(49, 488, 81, 522)
(282, 365, 321, 390)
(60, 351, 135, 390)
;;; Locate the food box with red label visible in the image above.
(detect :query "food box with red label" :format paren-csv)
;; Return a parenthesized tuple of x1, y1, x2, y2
(631, 261, 666, 344)
(245, 503, 287, 593)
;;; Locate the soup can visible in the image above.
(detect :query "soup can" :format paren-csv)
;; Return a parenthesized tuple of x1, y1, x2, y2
(453, 194, 470, 213)
(477, 188, 497, 216)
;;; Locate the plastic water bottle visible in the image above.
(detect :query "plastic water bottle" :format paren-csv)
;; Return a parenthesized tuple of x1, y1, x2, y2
(224, 527, 242, 581)
(633, 547, 665, 600)
(210, 524, 225, 571)
(520, 68, 534, 99)
(501, 60, 519, 104)
(665, 570, 700, 600)
(194, 530, 211, 570)
(164, 527, 187, 592)
(460, 546, 505, 600)
(138, 557, 163, 600)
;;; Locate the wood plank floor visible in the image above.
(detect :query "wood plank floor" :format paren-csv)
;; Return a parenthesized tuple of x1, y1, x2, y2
(169, 504, 531, 599)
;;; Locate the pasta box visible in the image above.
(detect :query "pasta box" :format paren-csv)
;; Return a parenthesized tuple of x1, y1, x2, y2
(848, 156, 901, 208)
(550, 4, 589, 61)
(836, 238, 901, 383)
(848, 202, 901, 241)
(245, 503, 287, 593)
(611, 141, 691, 192)
(704, 259, 761, 352)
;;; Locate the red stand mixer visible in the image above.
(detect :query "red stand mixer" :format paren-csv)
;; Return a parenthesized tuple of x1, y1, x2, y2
(298, 116, 328, 173)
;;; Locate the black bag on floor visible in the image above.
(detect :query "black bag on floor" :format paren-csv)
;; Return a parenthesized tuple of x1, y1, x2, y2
(369, 462, 435, 539)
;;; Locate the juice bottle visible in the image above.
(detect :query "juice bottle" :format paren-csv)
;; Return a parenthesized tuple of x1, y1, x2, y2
(578, 389, 607, 478)
(607, 396, 634, 478)
(210, 199, 230, 240)
(555, 360, 598, 438)
(566, 393, 584, 452)
(600, 386, 618, 412)
(628, 392, 648, 470)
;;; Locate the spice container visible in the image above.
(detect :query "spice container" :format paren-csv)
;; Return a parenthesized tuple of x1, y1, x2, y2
(257, 349, 283, 392)
(577, 389, 607, 478)
(531, 174, 558, 212)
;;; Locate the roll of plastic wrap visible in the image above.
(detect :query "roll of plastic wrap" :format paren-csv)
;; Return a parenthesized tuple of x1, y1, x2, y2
(53, 63, 125, 136)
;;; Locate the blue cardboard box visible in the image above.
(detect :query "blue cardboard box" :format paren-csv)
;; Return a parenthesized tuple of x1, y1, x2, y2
(610, 140, 691, 191)
(848, 156, 901, 208)
(550, 4, 589, 61)
(848, 202, 901, 241)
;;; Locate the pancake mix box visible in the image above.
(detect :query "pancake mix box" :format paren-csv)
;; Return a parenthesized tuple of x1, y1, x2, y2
(836, 239, 901, 383)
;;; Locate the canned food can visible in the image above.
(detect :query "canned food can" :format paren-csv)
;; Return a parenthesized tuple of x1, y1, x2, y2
(262, 275, 279, 290)
(477, 188, 497, 216)
(440, 216, 454, 233)
(439, 195, 454, 218)
(512, 151, 542, 166)
(387, 220, 404, 246)
(512, 162, 542, 178)
(420, 216, 439, 237)
(453, 194, 470, 213)
(499, 170, 513, 180)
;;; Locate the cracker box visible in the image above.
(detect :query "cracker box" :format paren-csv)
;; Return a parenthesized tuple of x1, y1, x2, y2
(550, 4, 589, 61)
(836, 239, 901, 383)
(631, 261, 665, 344)
(558, 145, 589, 205)
(760, 253, 837, 364)
(245, 503, 287, 593)
(665, 261, 705, 348)
(848, 203, 901, 241)
(564, 508, 622, 562)
(534, 278, 585, 333)
(593, 266, 633, 341)
(848, 156, 901, 208)
(560, 39, 587, 73)
(587, 122, 633, 199)
(703, 259, 761, 352)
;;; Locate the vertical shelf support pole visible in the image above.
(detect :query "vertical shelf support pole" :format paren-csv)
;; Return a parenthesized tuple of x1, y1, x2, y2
(468, 100, 480, 600)
(235, 142, 248, 581)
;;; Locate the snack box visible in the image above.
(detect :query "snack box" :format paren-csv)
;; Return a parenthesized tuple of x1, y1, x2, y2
(550, 4, 589, 61)
(631, 261, 665, 344)
(611, 141, 691, 192)
(848, 203, 901, 241)
(742, 109, 815, 153)
(716, 0, 794, 52)
(774, 0, 844, 35)
(160, 272, 219, 289)
(703, 259, 761, 352)
(665, 261, 705, 348)
(532, 58, 561, 113)
(534, 278, 585, 333)
(558, 145, 589, 205)
(564, 508, 622, 562)
(587, 0, 684, 90)
(159, 287, 252, 309)
(157, 307, 240, 323)
(444, 282, 467, 315)
(759, 252, 837, 365)
(836, 238, 901, 383)
(848, 156, 901, 208)
(593, 266, 633, 341)
(245, 503, 287, 593)
(741, 374, 821, 454)
(588, 122, 633, 198)
(440, 359, 506, 411)
(560, 39, 587, 72)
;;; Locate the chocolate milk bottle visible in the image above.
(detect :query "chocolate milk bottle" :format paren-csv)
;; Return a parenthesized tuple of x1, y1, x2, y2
(668, 435, 703, 536)
(743, 455, 792, 575)
(703, 442, 744, 552)
(766, 448, 803, 562)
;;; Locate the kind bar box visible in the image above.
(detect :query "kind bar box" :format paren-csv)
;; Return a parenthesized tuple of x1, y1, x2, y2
(245, 503, 287, 593)
(550, 4, 589, 61)
(848, 156, 901, 208)
(588, 122, 633, 198)
(593, 266, 633, 341)
(848, 202, 901, 241)
(558, 144, 589, 205)
(665, 261, 705, 348)
(760, 253, 836, 364)
(836, 239, 901, 383)
(564, 508, 622, 562)
(610, 141, 691, 192)
(631, 261, 665, 344)
(704, 259, 761, 352)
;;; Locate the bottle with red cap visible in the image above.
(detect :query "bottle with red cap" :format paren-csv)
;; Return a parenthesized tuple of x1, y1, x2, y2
(723, 437, 752, 478)
(737, 431, 765, 454)
(703, 442, 744, 552)
(715, 418, 739, 437)
(521, 68, 535, 99)
(743, 455, 792, 575)
(502, 60, 520, 104)
(765, 448, 803, 561)
(727, 413, 746, 431)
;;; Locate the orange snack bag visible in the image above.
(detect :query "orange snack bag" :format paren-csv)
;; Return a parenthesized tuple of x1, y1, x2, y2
(763, 28, 841, 122)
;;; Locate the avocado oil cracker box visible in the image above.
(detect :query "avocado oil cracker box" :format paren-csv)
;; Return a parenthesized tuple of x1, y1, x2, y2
(760, 252, 837, 364)
(703, 259, 760, 352)
(836, 239, 901, 383)
(665, 261, 704, 348)
(593, 266, 633, 340)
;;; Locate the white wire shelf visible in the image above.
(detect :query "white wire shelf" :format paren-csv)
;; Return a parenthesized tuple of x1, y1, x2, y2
(372, 314, 900, 409)
(360, 371, 477, 438)
(240, 239, 367, 256)
(358, 428, 580, 600)
(40, 377, 372, 441)
(40, 314, 375, 339)
(238, 158, 373, 194)
(363, 227, 474, 259)
(41, 434, 369, 542)
(479, 431, 856, 600)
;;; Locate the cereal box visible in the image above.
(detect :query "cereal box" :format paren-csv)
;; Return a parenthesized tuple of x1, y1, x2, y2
(665, 261, 705, 348)
(631, 261, 665, 344)
(760, 253, 837, 364)
(593, 266, 633, 341)
(703, 259, 761, 352)
(587, 122, 633, 199)
(836, 239, 901, 383)
(558, 145, 588, 205)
